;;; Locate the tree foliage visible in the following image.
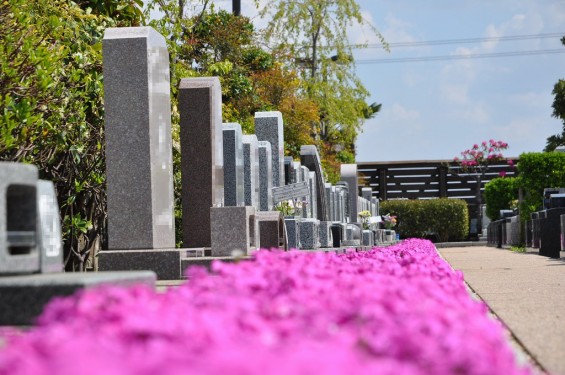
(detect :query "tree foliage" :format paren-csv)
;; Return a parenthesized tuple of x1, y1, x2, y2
(256, 0, 385, 178)
(544, 36, 565, 151)
(484, 177, 519, 220)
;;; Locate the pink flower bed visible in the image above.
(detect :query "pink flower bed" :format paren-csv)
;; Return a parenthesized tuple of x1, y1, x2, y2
(0, 239, 534, 375)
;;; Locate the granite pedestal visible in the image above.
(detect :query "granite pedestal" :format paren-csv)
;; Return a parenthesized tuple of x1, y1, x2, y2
(299, 219, 320, 250)
(210, 206, 256, 256)
(256, 211, 286, 250)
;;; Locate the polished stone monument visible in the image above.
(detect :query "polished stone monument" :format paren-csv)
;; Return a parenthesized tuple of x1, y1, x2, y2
(255, 112, 284, 188)
(242, 135, 260, 209)
(178, 77, 224, 248)
(103, 27, 175, 250)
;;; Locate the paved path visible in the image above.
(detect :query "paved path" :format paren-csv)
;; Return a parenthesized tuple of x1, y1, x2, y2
(437, 246, 565, 375)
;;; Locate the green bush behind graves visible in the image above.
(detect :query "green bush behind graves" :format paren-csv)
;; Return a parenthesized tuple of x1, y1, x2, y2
(0, 0, 140, 271)
(484, 177, 519, 220)
(380, 199, 469, 242)
(516, 152, 565, 219)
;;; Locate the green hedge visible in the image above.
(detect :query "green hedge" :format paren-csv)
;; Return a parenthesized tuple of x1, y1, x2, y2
(380, 199, 469, 242)
(484, 177, 519, 220)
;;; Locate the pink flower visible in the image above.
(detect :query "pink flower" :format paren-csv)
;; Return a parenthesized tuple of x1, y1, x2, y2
(507, 159, 514, 166)
(499, 171, 507, 177)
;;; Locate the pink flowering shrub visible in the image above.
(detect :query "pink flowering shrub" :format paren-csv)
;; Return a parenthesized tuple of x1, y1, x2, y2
(0, 239, 534, 375)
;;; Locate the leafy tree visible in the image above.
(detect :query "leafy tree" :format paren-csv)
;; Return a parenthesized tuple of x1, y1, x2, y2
(544, 36, 565, 151)
(450, 140, 511, 232)
(256, 0, 385, 178)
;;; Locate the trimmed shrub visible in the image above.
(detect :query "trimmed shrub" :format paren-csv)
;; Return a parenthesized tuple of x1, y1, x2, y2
(381, 199, 469, 242)
(484, 177, 519, 220)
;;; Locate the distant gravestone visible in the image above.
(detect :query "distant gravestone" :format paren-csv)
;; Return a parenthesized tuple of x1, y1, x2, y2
(258, 141, 273, 211)
(300, 145, 328, 221)
(255, 112, 284, 188)
(242, 135, 260, 209)
(341, 164, 359, 223)
(284, 156, 293, 185)
(222, 123, 244, 207)
(103, 26, 175, 250)
(308, 172, 318, 219)
(178, 77, 224, 248)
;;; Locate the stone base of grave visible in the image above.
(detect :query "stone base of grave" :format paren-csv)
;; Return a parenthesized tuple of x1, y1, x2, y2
(0, 271, 156, 325)
(284, 217, 301, 250)
(342, 224, 361, 247)
(299, 219, 320, 250)
(256, 211, 287, 250)
(362, 230, 374, 247)
(318, 221, 333, 248)
(210, 206, 257, 257)
(98, 249, 182, 280)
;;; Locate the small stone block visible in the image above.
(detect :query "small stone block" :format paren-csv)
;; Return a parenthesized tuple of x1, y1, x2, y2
(37, 180, 64, 273)
(256, 211, 285, 250)
(362, 230, 374, 247)
(210, 206, 256, 257)
(285, 217, 301, 250)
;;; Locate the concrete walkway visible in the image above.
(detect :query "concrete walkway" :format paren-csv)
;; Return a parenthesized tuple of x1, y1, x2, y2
(437, 246, 565, 375)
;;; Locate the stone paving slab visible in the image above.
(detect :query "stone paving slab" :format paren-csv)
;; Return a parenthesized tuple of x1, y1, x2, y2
(437, 246, 565, 375)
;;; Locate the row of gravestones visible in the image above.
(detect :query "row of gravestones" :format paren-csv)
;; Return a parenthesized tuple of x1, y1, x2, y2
(0, 26, 386, 283)
(487, 188, 565, 259)
(98, 26, 387, 280)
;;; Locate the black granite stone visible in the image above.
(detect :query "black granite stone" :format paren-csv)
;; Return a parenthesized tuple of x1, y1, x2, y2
(0, 271, 156, 325)
(539, 208, 565, 258)
(98, 249, 182, 280)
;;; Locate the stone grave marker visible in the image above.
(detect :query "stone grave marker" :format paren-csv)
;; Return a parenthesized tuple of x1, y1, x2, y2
(255, 111, 284, 188)
(178, 77, 224, 248)
(242, 135, 260, 209)
(103, 26, 175, 250)
(222, 123, 244, 207)
(258, 141, 273, 211)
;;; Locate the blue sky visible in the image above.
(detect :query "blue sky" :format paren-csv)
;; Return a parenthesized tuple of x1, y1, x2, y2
(177, 1, 565, 162)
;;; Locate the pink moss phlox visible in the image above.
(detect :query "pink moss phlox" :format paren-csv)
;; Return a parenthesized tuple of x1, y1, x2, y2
(0, 239, 534, 375)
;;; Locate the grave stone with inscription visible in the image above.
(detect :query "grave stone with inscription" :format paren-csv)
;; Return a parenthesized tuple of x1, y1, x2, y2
(255, 112, 284, 188)
(242, 135, 260, 209)
(258, 141, 273, 211)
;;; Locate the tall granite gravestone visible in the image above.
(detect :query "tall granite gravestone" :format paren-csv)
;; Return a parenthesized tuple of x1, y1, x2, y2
(103, 27, 175, 250)
(293, 161, 302, 182)
(284, 157, 294, 185)
(242, 135, 260, 209)
(300, 145, 328, 221)
(179, 77, 224, 248)
(341, 165, 359, 224)
(361, 188, 372, 206)
(258, 141, 273, 211)
(223, 123, 244, 207)
(308, 172, 318, 219)
(255, 112, 284, 188)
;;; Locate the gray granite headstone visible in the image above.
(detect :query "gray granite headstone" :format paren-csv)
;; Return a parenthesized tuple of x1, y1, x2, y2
(371, 197, 379, 216)
(258, 141, 273, 211)
(284, 156, 293, 185)
(308, 172, 318, 219)
(300, 145, 328, 221)
(336, 182, 350, 223)
(242, 135, 260, 209)
(293, 162, 302, 183)
(255, 112, 284, 188)
(318, 221, 332, 248)
(299, 219, 320, 250)
(324, 183, 333, 221)
(103, 27, 175, 250)
(285, 217, 301, 250)
(222, 123, 244, 207)
(37, 180, 63, 273)
(300, 166, 310, 218)
(361, 187, 372, 202)
(179, 77, 224, 248)
(341, 164, 359, 224)
(0, 162, 40, 274)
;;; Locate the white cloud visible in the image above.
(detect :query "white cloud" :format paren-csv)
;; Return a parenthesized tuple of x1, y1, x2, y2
(389, 103, 420, 121)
